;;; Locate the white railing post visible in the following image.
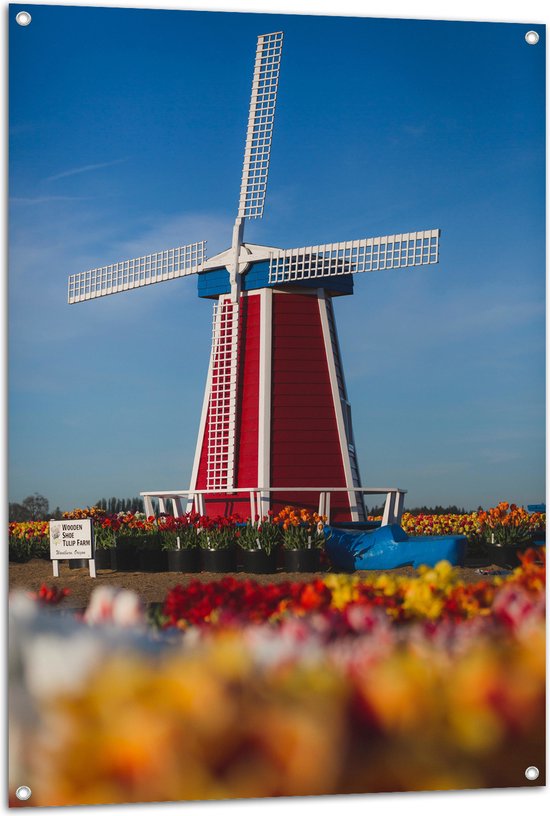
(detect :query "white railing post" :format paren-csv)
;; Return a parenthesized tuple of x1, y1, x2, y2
(318, 492, 325, 518)
(325, 491, 331, 524)
(158, 497, 167, 514)
(143, 495, 154, 517)
(382, 492, 393, 526)
(394, 491, 405, 525)
(255, 492, 263, 519)
(172, 497, 184, 517)
(255, 489, 269, 519)
(249, 491, 256, 521)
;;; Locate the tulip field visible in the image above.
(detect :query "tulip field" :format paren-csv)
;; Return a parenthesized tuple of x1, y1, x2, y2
(8, 499, 546, 806)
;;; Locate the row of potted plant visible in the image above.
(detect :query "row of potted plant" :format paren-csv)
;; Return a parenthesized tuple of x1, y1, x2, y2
(83, 507, 328, 573)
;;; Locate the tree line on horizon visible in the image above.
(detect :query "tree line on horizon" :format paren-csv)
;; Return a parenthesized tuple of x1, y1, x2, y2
(8, 494, 146, 522)
(367, 504, 476, 517)
(94, 497, 145, 515)
(8, 494, 62, 523)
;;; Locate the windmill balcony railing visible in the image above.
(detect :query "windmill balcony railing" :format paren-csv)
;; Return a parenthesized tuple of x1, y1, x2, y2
(140, 487, 407, 527)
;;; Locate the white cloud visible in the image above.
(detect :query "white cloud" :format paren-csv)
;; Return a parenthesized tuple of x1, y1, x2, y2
(45, 158, 129, 183)
(11, 196, 92, 205)
(8, 206, 231, 370)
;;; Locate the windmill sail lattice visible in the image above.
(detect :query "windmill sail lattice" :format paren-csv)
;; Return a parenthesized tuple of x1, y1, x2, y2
(67, 242, 206, 304)
(268, 230, 439, 284)
(237, 31, 283, 220)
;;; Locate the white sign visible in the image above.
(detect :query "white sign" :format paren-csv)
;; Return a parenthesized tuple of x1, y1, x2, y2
(50, 519, 93, 560)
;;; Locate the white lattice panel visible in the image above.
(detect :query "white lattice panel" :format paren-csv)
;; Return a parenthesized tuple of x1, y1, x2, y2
(268, 229, 440, 283)
(237, 31, 284, 220)
(206, 298, 240, 491)
(67, 241, 207, 303)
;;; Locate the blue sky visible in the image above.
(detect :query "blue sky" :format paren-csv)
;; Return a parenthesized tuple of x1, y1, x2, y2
(8, 2, 546, 512)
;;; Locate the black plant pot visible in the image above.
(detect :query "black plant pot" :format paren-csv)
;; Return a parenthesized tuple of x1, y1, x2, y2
(115, 542, 140, 572)
(489, 545, 527, 569)
(69, 558, 89, 570)
(94, 548, 116, 570)
(167, 548, 201, 573)
(201, 548, 236, 573)
(283, 548, 321, 573)
(240, 548, 278, 574)
(138, 549, 169, 572)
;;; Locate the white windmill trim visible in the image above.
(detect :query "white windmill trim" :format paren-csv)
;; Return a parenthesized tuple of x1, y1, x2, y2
(206, 294, 239, 491)
(325, 298, 365, 490)
(257, 288, 273, 517)
(317, 289, 361, 522)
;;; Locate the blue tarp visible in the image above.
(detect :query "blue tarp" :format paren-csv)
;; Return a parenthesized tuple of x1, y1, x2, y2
(324, 523, 467, 571)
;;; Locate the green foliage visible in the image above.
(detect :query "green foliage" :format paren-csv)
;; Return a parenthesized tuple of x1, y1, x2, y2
(198, 520, 238, 551)
(8, 535, 49, 562)
(158, 529, 200, 551)
(280, 525, 325, 551)
(94, 526, 116, 550)
(9, 494, 50, 522)
(369, 504, 469, 516)
(237, 519, 281, 555)
(95, 497, 146, 514)
(8, 536, 33, 562)
(483, 522, 534, 549)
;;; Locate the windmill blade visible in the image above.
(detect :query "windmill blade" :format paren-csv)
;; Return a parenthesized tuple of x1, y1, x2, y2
(268, 229, 440, 284)
(237, 31, 284, 221)
(67, 241, 207, 304)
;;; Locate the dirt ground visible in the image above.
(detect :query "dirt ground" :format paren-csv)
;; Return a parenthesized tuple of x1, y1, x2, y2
(9, 557, 506, 609)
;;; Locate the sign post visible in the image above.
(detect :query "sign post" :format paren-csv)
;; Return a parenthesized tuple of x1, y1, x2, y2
(49, 519, 96, 578)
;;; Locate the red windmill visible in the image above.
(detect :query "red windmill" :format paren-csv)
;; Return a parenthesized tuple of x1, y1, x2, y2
(68, 32, 440, 523)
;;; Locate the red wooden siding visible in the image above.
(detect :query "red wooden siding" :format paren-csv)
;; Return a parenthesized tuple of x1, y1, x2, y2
(235, 294, 260, 487)
(270, 291, 352, 521)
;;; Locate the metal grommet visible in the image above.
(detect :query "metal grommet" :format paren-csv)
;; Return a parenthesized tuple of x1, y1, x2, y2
(525, 766, 539, 781)
(15, 11, 32, 26)
(525, 31, 539, 45)
(15, 786, 32, 801)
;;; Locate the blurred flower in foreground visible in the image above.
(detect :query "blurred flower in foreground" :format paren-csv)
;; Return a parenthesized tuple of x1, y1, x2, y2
(8, 550, 545, 806)
(83, 586, 146, 628)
